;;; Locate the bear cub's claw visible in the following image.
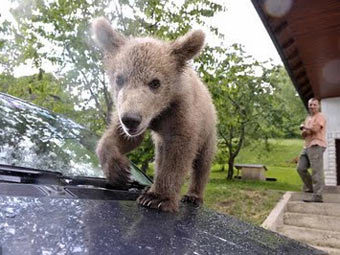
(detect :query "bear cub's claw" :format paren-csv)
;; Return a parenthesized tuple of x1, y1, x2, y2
(137, 189, 178, 213)
(109, 164, 131, 186)
(181, 195, 203, 207)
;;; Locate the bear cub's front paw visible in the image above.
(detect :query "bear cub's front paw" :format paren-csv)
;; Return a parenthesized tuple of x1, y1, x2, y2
(137, 189, 178, 213)
(96, 144, 131, 186)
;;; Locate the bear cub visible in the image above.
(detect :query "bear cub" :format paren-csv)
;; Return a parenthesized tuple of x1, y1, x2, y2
(92, 17, 216, 212)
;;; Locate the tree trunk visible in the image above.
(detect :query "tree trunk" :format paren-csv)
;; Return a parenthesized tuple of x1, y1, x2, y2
(226, 123, 245, 180)
(227, 158, 234, 180)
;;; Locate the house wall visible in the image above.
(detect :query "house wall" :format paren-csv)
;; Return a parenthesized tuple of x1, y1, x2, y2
(321, 97, 340, 186)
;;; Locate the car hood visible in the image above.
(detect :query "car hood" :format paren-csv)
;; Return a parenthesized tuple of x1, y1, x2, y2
(0, 196, 324, 255)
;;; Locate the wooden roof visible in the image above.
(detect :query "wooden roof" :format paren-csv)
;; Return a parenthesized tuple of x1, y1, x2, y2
(251, 0, 340, 107)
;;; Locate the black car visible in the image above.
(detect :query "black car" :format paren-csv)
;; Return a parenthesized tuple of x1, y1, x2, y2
(0, 92, 325, 254)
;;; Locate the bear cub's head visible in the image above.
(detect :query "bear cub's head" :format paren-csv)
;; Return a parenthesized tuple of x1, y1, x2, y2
(92, 17, 205, 137)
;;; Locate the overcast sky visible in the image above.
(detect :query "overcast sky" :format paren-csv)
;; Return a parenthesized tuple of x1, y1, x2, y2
(0, 0, 283, 77)
(217, 1, 282, 64)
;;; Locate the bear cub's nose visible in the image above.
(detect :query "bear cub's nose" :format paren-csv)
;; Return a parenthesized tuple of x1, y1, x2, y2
(121, 113, 142, 131)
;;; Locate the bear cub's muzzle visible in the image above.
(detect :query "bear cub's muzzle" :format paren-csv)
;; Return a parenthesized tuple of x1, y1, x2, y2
(121, 112, 142, 135)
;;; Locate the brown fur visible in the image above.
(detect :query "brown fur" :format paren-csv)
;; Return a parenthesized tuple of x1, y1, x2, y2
(92, 17, 217, 212)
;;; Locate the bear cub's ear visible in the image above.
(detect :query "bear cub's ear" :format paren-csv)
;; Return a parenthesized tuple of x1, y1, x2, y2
(91, 17, 126, 53)
(170, 30, 205, 67)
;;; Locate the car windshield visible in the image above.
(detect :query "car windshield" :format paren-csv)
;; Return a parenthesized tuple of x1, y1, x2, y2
(0, 93, 151, 185)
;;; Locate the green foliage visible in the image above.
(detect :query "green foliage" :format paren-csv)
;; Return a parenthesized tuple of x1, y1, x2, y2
(0, 19, 19, 74)
(128, 131, 155, 172)
(269, 66, 306, 138)
(214, 146, 228, 171)
(198, 45, 282, 179)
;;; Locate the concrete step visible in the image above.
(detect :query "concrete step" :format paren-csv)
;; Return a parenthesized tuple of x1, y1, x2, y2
(312, 246, 340, 255)
(277, 225, 340, 249)
(290, 192, 340, 203)
(287, 201, 340, 217)
(284, 212, 340, 232)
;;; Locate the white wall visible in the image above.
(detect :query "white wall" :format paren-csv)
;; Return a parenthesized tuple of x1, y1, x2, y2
(321, 97, 340, 186)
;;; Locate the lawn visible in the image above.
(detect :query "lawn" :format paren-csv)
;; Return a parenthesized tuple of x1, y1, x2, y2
(202, 139, 304, 225)
(147, 139, 305, 226)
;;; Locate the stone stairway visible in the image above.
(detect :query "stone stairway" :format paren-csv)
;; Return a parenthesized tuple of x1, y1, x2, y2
(276, 193, 340, 255)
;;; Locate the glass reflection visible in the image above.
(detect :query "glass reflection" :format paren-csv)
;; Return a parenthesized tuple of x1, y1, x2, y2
(0, 93, 103, 178)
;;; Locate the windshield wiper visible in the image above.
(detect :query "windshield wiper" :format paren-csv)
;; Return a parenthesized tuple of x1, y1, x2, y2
(0, 164, 63, 185)
(0, 164, 149, 190)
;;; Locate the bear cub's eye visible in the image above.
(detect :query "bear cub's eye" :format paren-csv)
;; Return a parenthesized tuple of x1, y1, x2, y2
(148, 79, 161, 90)
(116, 75, 125, 88)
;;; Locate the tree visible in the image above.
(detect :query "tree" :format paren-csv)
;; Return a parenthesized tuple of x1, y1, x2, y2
(198, 45, 281, 179)
(269, 66, 306, 138)
(0, 19, 19, 74)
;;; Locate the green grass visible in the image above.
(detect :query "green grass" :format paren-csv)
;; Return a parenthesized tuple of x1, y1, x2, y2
(201, 139, 304, 225)
(146, 139, 305, 226)
(235, 139, 303, 167)
(203, 166, 303, 225)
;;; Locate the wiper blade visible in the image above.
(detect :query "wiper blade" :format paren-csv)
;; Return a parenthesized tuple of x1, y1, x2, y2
(63, 175, 148, 191)
(0, 164, 62, 176)
(0, 164, 149, 190)
(0, 164, 64, 185)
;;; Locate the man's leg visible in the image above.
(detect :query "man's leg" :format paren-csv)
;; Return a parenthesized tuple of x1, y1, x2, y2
(307, 145, 325, 201)
(297, 148, 313, 192)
